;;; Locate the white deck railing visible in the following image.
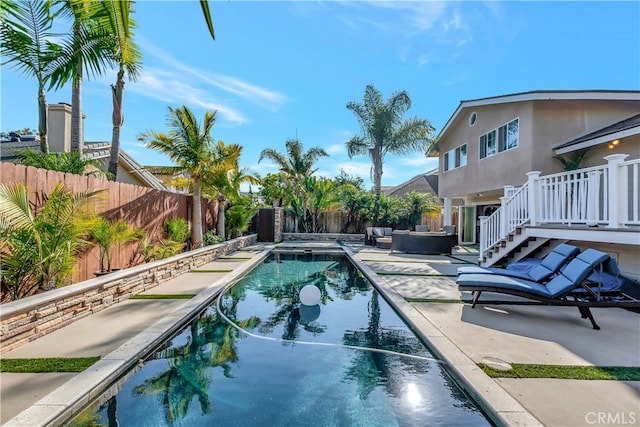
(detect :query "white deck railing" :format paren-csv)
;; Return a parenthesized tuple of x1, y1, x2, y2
(479, 154, 639, 255)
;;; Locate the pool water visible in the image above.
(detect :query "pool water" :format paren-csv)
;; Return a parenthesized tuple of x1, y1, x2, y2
(74, 253, 490, 426)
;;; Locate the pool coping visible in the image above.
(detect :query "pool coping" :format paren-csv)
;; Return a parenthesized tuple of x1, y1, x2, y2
(5, 243, 540, 426)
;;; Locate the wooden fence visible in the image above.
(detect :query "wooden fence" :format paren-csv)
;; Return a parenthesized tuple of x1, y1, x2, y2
(0, 162, 218, 287)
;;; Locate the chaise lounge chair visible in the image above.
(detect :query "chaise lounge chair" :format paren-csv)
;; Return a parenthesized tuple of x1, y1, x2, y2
(457, 243, 580, 283)
(456, 248, 640, 329)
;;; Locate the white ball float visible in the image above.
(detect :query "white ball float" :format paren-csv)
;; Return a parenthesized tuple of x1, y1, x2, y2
(299, 284, 321, 306)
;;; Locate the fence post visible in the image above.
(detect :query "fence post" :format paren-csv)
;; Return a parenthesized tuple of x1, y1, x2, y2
(478, 215, 488, 262)
(526, 171, 541, 226)
(499, 196, 509, 237)
(604, 153, 629, 228)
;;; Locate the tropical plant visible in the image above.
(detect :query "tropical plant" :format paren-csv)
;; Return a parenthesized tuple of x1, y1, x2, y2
(89, 217, 142, 273)
(201, 141, 258, 240)
(345, 85, 435, 221)
(0, 0, 63, 153)
(225, 195, 258, 239)
(139, 105, 218, 248)
(397, 191, 440, 230)
(553, 148, 590, 171)
(333, 171, 373, 233)
(16, 149, 110, 178)
(164, 217, 189, 245)
(258, 138, 328, 232)
(259, 172, 291, 207)
(0, 182, 101, 299)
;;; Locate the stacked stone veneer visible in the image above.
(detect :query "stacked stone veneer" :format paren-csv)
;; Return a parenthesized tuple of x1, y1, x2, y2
(273, 207, 284, 243)
(281, 233, 364, 242)
(0, 235, 256, 354)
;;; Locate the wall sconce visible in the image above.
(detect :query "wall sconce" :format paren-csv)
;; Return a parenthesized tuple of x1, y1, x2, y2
(609, 139, 621, 150)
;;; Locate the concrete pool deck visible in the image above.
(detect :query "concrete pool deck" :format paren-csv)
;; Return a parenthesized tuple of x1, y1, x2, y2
(1, 242, 639, 426)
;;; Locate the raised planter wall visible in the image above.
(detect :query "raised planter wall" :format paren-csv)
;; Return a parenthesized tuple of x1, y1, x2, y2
(0, 235, 256, 354)
(281, 232, 363, 243)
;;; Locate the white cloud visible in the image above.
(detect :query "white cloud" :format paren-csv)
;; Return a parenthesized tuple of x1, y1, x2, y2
(123, 37, 288, 123)
(326, 143, 345, 155)
(335, 161, 372, 180)
(128, 69, 248, 125)
(399, 156, 438, 168)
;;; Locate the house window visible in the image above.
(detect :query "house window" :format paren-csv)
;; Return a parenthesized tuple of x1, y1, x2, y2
(443, 144, 467, 171)
(479, 118, 519, 159)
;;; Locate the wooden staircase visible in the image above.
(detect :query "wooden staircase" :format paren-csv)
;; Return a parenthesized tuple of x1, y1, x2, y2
(480, 227, 560, 267)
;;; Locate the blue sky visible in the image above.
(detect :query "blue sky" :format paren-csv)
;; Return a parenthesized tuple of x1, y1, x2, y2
(2, 1, 639, 190)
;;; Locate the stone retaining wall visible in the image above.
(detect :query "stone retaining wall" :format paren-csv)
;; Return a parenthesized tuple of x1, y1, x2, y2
(281, 232, 363, 242)
(0, 235, 257, 354)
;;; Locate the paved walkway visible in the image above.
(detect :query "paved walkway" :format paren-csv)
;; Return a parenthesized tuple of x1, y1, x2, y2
(1, 243, 639, 426)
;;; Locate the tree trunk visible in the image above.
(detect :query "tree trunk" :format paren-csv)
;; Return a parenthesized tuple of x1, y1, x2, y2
(216, 196, 226, 240)
(191, 178, 203, 248)
(108, 68, 125, 180)
(38, 83, 49, 153)
(371, 146, 383, 224)
(71, 60, 83, 153)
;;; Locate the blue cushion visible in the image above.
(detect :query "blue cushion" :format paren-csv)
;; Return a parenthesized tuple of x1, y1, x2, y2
(457, 274, 555, 298)
(457, 266, 539, 280)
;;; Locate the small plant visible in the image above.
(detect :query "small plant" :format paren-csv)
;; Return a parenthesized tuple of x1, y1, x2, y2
(165, 218, 190, 244)
(203, 230, 224, 246)
(90, 217, 143, 273)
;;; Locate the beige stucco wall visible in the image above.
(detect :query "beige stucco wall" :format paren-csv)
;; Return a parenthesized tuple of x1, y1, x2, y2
(438, 99, 640, 202)
(581, 133, 640, 168)
(531, 100, 639, 172)
(47, 103, 72, 153)
(438, 102, 533, 201)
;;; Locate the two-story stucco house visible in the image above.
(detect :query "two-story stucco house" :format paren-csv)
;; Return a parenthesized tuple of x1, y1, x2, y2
(429, 90, 640, 280)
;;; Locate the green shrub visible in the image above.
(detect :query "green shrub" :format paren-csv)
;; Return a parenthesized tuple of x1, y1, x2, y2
(203, 230, 224, 246)
(164, 218, 189, 243)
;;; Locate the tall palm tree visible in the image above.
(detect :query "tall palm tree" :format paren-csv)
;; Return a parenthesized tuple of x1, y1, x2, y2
(345, 85, 435, 220)
(0, 0, 62, 153)
(96, 0, 143, 180)
(139, 106, 217, 248)
(49, 0, 117, 153)
(258, 138, 328, 232)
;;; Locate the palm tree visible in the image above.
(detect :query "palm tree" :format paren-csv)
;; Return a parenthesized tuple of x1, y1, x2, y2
(345, 85, 435, 221)
(0, 0, 62, 153)
(258, 138, 328, 232)
(139, 106, 217, 248)
(203, 142, 260, 240)
(48, 0, 118, 153)
(96, 0, 143, 180)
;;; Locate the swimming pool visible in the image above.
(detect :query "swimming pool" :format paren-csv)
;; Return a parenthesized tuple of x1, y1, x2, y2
(73, 252, 490, 426)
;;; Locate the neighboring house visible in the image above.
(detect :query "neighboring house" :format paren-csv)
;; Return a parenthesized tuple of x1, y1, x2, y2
(0, 103, 166, 190)
(429, 90, 640, 280)
(384, 168, 440, 197)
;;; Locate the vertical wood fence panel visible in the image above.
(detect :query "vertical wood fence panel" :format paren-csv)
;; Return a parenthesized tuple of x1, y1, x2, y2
(0, 162, 218, 288)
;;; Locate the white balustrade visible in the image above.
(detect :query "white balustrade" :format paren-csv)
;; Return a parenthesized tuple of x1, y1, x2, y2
(478, 153, 638, 258)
